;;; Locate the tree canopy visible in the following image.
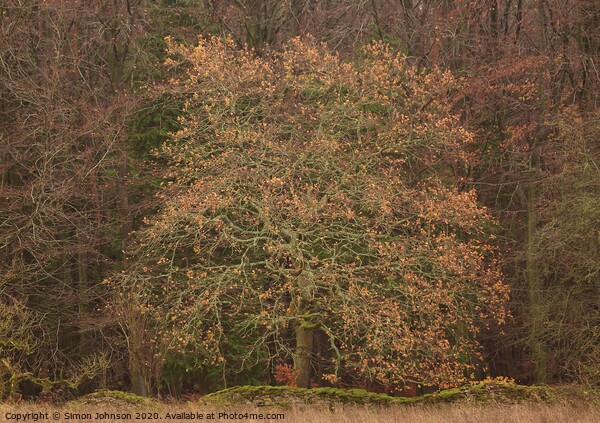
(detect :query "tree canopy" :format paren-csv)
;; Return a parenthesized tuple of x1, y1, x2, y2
(113, 37, 508, 393)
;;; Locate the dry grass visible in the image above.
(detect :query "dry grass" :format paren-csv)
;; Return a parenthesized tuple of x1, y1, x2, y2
(1, 402, 599, 423)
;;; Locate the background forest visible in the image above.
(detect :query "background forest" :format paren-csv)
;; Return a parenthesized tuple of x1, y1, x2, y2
(0, 0, 599, 400)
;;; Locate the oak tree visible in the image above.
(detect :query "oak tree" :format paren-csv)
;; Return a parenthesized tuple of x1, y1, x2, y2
(113, 36, 508, 393)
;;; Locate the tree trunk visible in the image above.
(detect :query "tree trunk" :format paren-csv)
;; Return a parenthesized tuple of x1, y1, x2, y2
(283, 229, 316, 388)
(526, 0, 549, 384)
(128, 307, 150, 396)
(294, 322, 314, 388)
(77, 241, 89, 356)
(526, 154, 547, 384)
(130, 359, 149, 397)
(291, 0, 307, 38)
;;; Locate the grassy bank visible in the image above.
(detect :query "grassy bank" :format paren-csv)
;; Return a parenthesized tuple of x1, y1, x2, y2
(1, 383, 598, 422)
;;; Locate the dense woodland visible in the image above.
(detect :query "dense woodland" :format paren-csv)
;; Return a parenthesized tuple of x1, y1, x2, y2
(0, 0, 599, 400)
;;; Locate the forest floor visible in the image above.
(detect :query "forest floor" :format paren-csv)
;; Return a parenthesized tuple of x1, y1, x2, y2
(1, 383, 599, 423)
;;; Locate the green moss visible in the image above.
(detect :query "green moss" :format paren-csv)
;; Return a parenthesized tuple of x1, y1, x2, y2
(67, 390, 156, 407)
(204, 385, 416, 408)
(1, 369, 77, 401)
(202, 382, 592, 408)
(431, 387, 464, 402)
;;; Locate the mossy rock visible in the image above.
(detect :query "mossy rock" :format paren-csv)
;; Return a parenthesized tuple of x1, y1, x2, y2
(203, 385, 411, 408)
(67, 390, 156, 407)
(420, 382, 555, 404)
(202, 382, 568, 408)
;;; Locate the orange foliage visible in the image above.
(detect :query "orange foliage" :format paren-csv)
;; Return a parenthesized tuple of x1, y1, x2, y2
(113, 36, 509, 391)
(274, 363, 299, 387)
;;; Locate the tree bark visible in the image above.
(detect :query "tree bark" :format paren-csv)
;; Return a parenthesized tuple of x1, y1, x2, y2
(294, 323, 314, 388)
(130, 360, 149, 397)
(526, 154, 547, 384)
(128, 307, 151, 396)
